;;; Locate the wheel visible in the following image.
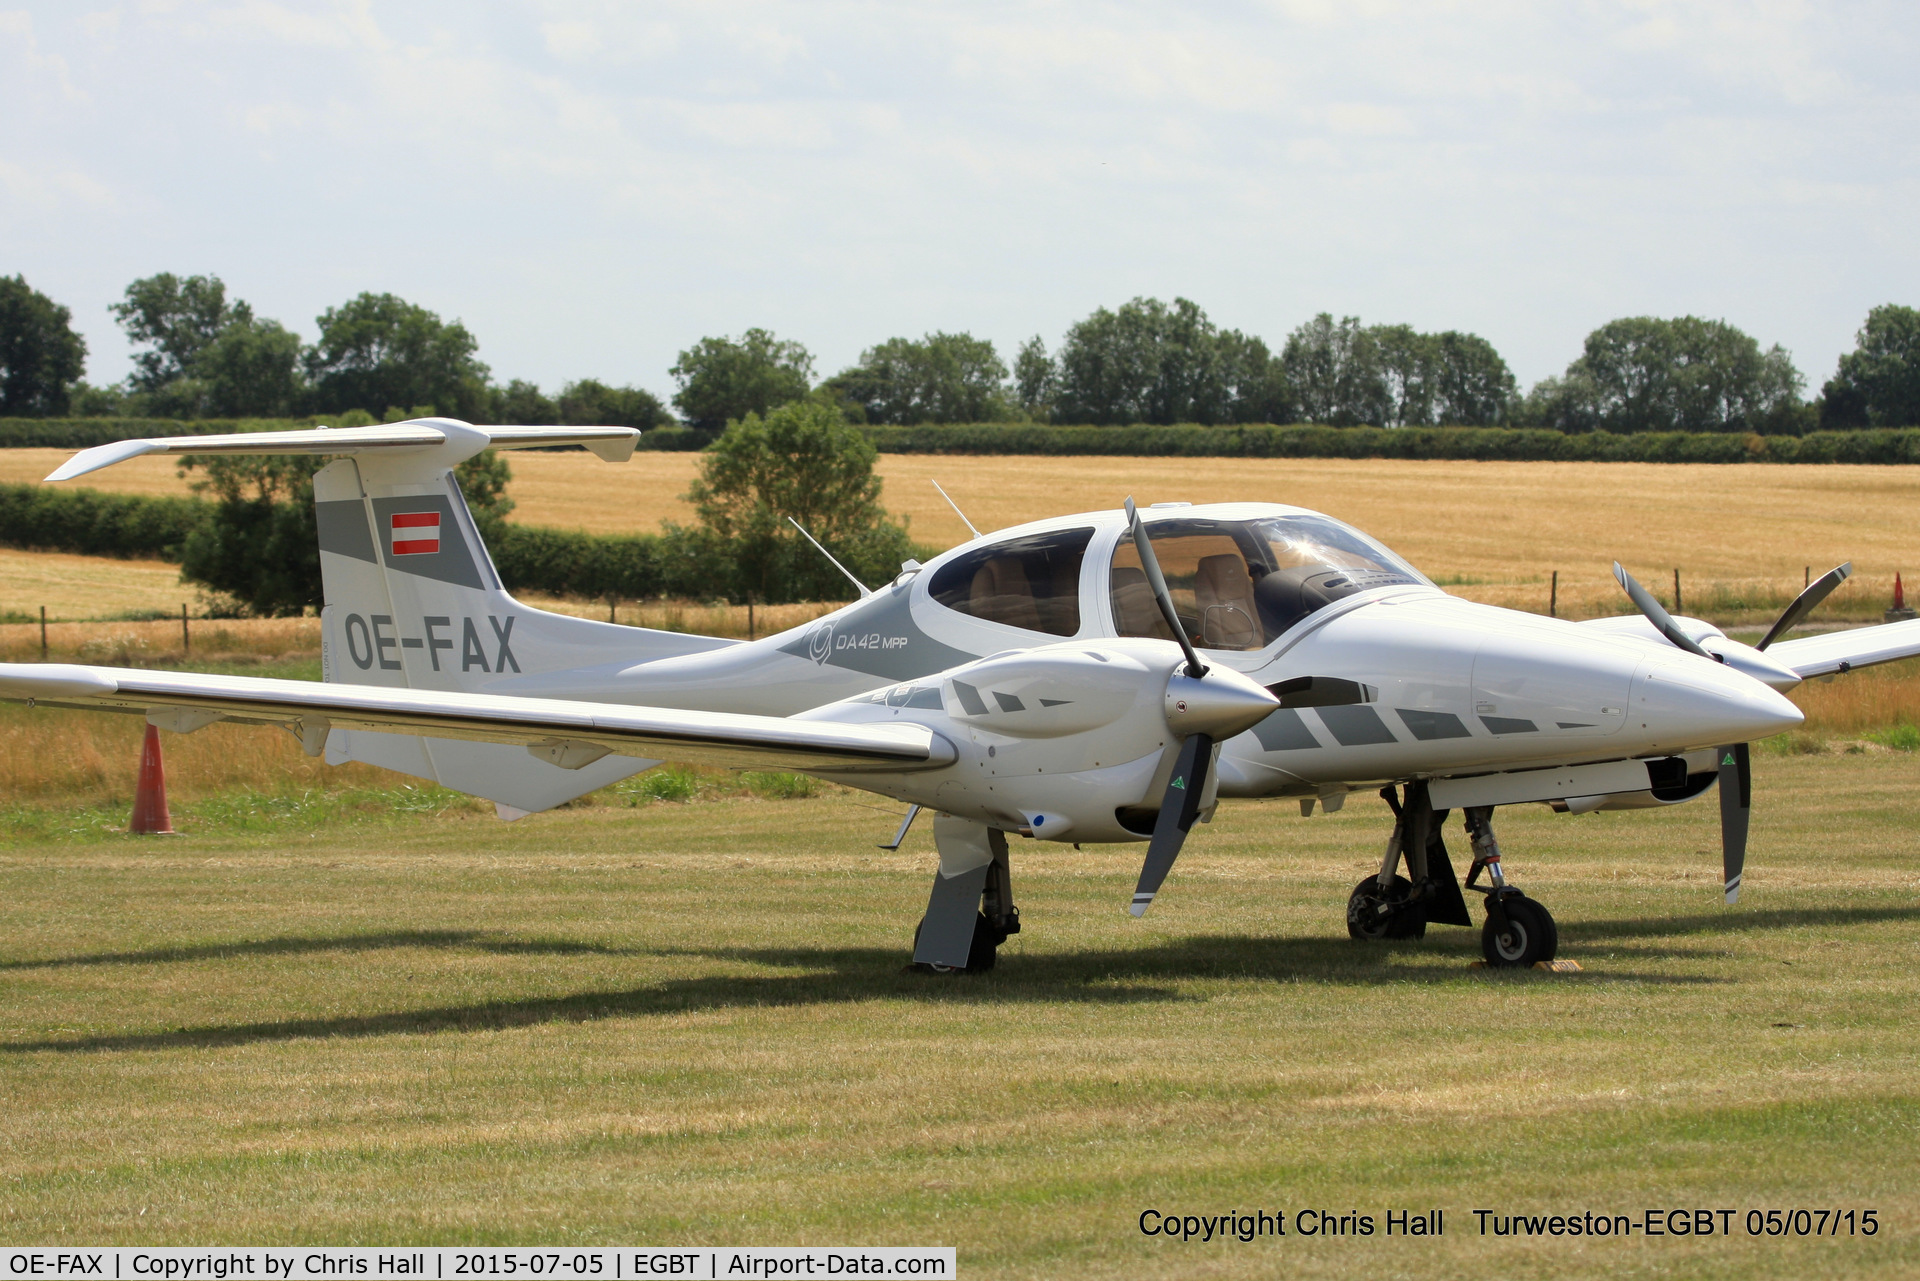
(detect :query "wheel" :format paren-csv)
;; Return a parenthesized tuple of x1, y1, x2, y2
(1481, 895, 1558, 967)
(911, 913, 998, 974)
(1347, 874, 1425, 941)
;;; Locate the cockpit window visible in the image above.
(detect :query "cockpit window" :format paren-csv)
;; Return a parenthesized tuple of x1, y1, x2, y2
(1110, 515, 1427, 649)
(928, 526, 1094, 636)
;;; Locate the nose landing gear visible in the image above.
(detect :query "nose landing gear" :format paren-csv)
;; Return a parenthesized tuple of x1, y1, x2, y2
(1464, 806, 1558, 967)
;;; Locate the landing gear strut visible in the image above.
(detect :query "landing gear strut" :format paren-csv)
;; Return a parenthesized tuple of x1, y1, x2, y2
(1345, 787, 1558, 965)
(912, 817, 1020, 974)
(1463, 806, 1557, 967)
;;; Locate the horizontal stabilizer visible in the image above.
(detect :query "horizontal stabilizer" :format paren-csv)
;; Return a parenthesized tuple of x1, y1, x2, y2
(45, 421, 640, 482)
(0, 664, 952, 775)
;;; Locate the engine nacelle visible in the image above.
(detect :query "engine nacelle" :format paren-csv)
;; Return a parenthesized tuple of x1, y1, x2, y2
(798, 638, 1276, 843)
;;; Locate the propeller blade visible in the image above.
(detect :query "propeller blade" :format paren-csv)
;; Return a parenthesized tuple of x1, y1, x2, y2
(1129, 731, 1213, 916)
(1756, 562, 1852, 651)
(1718, 742, 1751, 904)
(1125, 497, 1206, 678)
(1612, 562, 1713, 659)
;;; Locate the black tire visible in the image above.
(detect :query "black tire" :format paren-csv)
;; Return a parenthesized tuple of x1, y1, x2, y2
(1481, 895, 1558, 967)
(1347, 874, 1425, 940)
(911, 913, 998, 974)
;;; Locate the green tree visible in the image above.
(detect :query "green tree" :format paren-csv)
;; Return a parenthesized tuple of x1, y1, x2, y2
(111, 273, 242, 392)
(1369, 324, 1434, 428)
(1429, 330, 1517, 425)
(68, 382, 127, 417)
(1282, 314, 1387, 426)
(1528, 316, 1802, 433)
(1013, 336, 1054, 420)
(0, 275, 87, 416)
(823, 332, 1012, 424)
(196, 318, 305, 417)
(1052, 297, 1283, 425)
(1820, 304, 1920, 428)
(1354, 324, 1516, 427)
(487, 379, 556, 424)
(180, 451, 514, 616)
(111, 273, 305, 417)
(305, 292, 490, 420)
(555, 378, 670, 428)
(670, 328, 813, 430)
(681, 398, 913, 602)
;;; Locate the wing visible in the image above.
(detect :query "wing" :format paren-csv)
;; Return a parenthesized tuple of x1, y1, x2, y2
(0, 664, 951, 774)
(1764, 618, 1920, 679)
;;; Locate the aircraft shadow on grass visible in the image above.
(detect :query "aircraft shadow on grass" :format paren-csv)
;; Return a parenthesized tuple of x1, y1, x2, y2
(0, 929, 632, 973)
(24, 903, 1907, 1054)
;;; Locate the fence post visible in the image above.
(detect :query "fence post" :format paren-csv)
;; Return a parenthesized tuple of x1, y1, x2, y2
(748, 594, 755, 641)
(40, 605, 47, 658)
(1674, 568, 1683, 614)
(1549, 571, 1558, 618)
(182, 602, 189, 652)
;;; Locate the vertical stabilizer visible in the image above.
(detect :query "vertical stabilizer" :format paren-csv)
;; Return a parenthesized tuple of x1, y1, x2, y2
(304, 420, 727, 811)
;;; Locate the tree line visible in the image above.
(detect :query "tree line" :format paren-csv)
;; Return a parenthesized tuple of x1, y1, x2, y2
(4, 272, 1920, 434)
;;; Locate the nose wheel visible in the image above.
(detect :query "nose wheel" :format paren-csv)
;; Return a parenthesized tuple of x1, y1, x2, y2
(1465, 806, 1559, 967)
(1479, 892, 1557, 967)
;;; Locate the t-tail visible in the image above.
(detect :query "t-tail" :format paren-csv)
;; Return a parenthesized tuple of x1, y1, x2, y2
(48, 418, 737, 814)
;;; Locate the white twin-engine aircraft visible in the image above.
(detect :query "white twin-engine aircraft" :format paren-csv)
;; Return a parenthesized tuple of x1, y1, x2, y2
(8, 419, 1918, 973)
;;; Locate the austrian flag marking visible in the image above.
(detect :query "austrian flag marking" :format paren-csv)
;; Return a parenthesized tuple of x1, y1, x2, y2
(390, 511, 440, 556)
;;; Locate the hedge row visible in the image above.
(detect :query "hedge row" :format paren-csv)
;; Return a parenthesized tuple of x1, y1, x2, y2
(861, 423, 1920, 463)
(489, 524, 709, 599)
(10, 417, 1919, 462)
(0, 482, 692, 601)
(0, 483, 206, 560)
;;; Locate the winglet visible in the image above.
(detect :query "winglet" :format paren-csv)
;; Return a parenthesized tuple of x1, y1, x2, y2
(45, 439, 168, 482)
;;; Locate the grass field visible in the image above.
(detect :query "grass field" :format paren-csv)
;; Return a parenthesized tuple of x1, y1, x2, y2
(5, 449, 1916, 623)
(2, 450, 1917, 1269)
(0, 752, 1915, 1277)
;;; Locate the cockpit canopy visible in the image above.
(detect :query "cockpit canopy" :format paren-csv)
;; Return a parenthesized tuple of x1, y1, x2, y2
(1113, 514, 1427, 649)
(924, 511, 1428, 650)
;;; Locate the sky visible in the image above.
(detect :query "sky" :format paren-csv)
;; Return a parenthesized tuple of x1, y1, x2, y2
(4, 0, 1918, 403)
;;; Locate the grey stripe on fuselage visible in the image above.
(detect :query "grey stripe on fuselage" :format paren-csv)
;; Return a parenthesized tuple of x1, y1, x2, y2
(778, 582, 979, 681)
(1317, 705, 1399, 747)
(1252, 707, 1320, 751)
(1396, 708, 1471, 740)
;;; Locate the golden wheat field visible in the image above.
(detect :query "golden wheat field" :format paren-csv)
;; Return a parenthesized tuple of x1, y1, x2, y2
(5, 447, 1917, 621)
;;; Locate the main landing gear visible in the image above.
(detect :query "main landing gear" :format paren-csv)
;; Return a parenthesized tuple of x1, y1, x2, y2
(1345, 785, 1558, 967)
(911, 816, 1020, 974)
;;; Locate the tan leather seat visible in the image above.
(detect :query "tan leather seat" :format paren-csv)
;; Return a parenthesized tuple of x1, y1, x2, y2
(969, 558, 1042, 631)
(1110, 566, 1172, 640)
(1195, 554, 1258, 649)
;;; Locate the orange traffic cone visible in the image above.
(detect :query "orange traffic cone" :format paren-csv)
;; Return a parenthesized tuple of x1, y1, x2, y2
(129, 723, 175, 835)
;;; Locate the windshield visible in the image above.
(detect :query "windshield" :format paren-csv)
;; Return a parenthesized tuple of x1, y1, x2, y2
(1110, 514, 1428, 649)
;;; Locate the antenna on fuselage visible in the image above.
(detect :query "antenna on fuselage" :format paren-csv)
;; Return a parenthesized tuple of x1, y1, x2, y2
(931, 479, 982, 540)
(786, 516, 874, 599)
